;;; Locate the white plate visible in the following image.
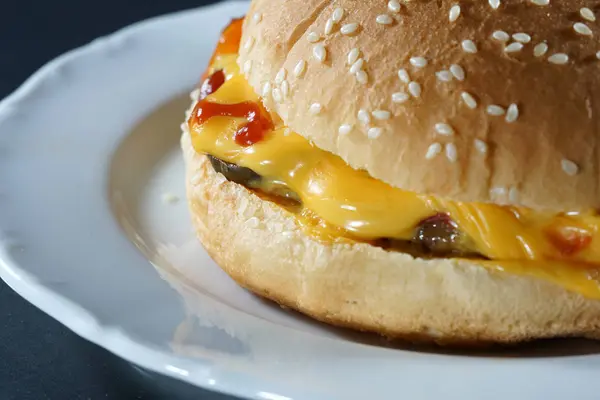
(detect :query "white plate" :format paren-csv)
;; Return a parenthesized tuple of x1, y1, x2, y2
(1, 2, 600, 399)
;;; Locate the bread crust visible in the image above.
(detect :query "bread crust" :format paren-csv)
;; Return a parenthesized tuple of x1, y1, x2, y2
(238, 0, 600, 211)
(182, 131, 600, 344)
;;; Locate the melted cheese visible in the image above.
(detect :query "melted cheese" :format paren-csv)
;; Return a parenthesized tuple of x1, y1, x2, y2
(188, 54, 600, 299)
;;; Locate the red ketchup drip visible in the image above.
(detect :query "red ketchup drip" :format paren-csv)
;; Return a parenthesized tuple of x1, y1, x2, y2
(193, 100, 273, 146)
(202, 17, 244, 81)
(190, 17, 273, 147)
(545, 225, 592, 256)
(199, 69, 226, 100)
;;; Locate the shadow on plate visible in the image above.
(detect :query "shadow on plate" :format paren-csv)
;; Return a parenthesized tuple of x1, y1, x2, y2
(252, 296, 600, 358)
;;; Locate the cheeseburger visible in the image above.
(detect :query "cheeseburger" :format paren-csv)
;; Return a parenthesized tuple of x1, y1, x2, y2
(181, 0, 600, 344)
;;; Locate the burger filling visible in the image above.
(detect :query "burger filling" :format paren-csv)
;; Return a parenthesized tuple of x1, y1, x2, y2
(185, 18, 600, 299)
(208, 154, 475, 258)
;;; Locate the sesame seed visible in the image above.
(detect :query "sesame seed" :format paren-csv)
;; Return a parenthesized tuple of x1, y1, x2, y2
(347, 48, 360, 65)
(462, 40, 478, 53)
(474, 139, 488, 154)
(445, 143, 458, 162)
(508, 186, 519, 203)
(356, 70, 368, 84)
(293, 60, 307, 77)
(398, 68, 410, 83)
(425, 143, 442, 159)
(492, 30, 510, 42)
(243, 37, 255, 51)
(309, 103, 322, 114)
(307, 32, 321, 43)
(561, 159, 579, 176)
(533, 42, 548, 57)
(410, 56, 428, 68)
(435, 123, 454, 136)
(512, 33, 531, 43)
(272, 87, 283, 103)
(574, 22, 593, 36)
(487, 105, 505, 116)
(376, 14, 394, 25)
(253, 13, 262, 23)
(490, 187, 507, 199)
(313, 44, 327, 63)
(358, 109, 371, 125)
(504, 42, 524, 53)
(450, 64, 465, 81)
(597, 50, 600, 59)
(392, 92, 410, 103)
(408, 81, 422, 97)
(449, 5, 461, 22)
(548, 53, 569, 64)
(489, 0, 500, 10)
(461, 92, 478, 109)
(530, 0, 549, 5)
(324, 18, 335, 35)
(388, 0, 401, 13)
(581, 7, 596, 22)
(368, 127, 383, 139)
(332, 7, 344, 22)
(436, 70, 452, 82)
(349, 58, 365, 74)
(339, 124, 352, 135)
(275, 68, 287, 84)
(243, 60, 252, 74)
(505, 103, 519, 123)
(281, 80, 289, 97)
(341, 23, 359, 35)
(262, 82, 271, 98)
(372, 110, 391, 120)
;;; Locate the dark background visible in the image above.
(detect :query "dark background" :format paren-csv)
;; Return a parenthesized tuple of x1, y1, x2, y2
(0, 1, 238, 399)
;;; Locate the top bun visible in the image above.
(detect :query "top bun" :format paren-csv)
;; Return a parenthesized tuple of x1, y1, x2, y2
(237, 0, 600, 211)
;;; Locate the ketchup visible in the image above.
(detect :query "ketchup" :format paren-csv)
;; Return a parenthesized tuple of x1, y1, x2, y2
(545, 225, 592, 256)
(203, 17, 244, 80)
(199, 69, 226, 100)
(190, 17, 274, 147)
(193, 100, 272, 146)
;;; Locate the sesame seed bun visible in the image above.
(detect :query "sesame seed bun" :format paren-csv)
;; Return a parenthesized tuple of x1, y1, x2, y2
(238, 0, 600, 211)
(182, 131, 600, 344)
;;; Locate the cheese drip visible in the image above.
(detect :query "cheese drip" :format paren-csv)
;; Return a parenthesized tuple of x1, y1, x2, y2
(188, 53, 600, 299)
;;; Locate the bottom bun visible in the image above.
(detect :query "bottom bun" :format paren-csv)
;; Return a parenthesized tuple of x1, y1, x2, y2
(182, 132, 600, 344)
